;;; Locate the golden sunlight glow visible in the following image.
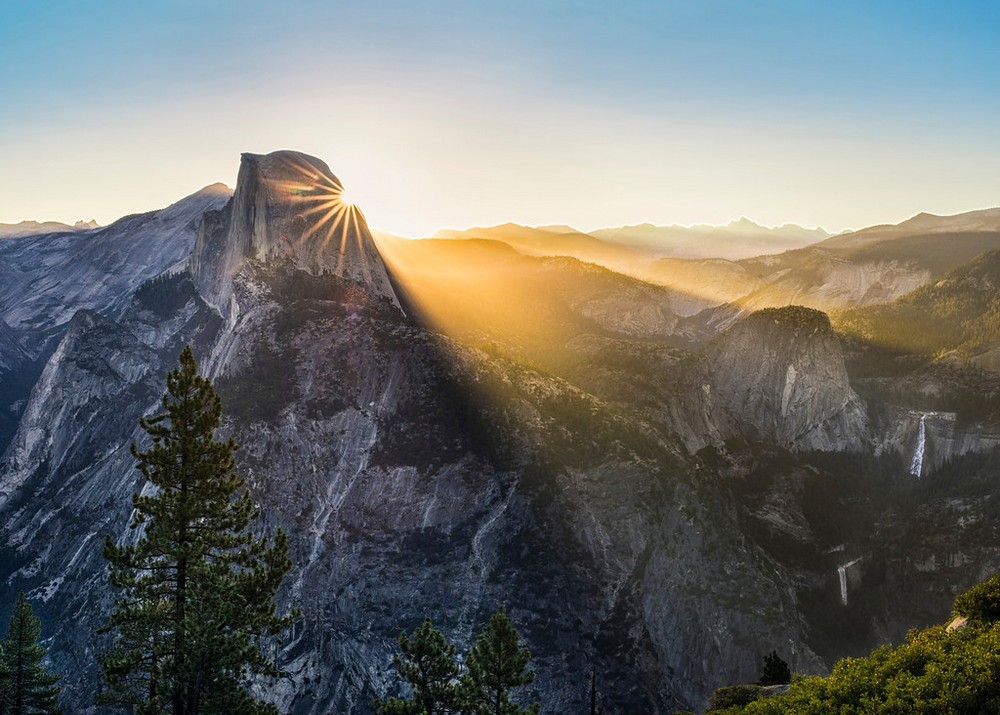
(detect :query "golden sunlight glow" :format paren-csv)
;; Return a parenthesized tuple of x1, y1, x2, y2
(380, 220, 764, 321)
(271, 155, 373, 282)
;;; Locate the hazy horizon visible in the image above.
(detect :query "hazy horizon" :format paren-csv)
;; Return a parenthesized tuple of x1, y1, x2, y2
(2, 1, 998, 236)
(3, 161, 998, 241)
(0, 174, 929, 241)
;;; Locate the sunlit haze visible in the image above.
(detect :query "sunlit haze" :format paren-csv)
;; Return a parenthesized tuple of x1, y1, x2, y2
(2, 1, 998, 236)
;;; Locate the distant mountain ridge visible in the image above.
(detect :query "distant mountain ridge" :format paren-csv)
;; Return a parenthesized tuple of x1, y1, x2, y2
(434, 217, 830, 263)
(0, 219, 99, 239)
(429, 208, 1000, 321)
(817, 207, 1000, 250)
(590, 217, 829, 260)
(0, 182, 232, 352)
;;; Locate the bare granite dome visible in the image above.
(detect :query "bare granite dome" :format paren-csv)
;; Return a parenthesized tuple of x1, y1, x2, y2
(191, 150, 399, 313)
(707, 306, 870, 451)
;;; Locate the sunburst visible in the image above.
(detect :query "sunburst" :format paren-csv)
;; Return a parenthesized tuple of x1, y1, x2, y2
(271, 155, 372, 281)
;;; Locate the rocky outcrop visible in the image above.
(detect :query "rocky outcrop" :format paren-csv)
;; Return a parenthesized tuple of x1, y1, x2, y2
(0, 183, 230, 354)
(0, 310, 158, 509)
(707, 306, 869, 451)
(0, 319, 31, 453)
(191, 150, 399, 314)
(541, 257, 679, 338)
(737, 253, 932, 312)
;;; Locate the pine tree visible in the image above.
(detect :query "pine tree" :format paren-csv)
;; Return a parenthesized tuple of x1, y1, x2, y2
(375, 618, 462, 715)
(758, 650, 791, 686)
(460, 606, 540, 715)
(98, 346, 294, 715)
(0, 592, 62, 715)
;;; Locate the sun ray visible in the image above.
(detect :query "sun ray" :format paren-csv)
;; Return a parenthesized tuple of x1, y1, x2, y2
(270, 154, 365, 276)
(283, 157, 327, 185)
(349, 207, 372, 283)
(321, 203, 350, 252)
(299, 202, 342, 219)
(323, 210, 337, 251)
(326, 206, 349, 247)
(300, 205, 341, 244)
(336, 217, 349, 277)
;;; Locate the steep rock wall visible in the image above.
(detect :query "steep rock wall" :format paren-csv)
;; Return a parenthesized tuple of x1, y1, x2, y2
(706, 306, 870, 451)
(191, 150, 399, 314)
(879, 411, 1000, 475)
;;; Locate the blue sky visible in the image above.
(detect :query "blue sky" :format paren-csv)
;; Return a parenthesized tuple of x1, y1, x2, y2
(1, 1, 998, 235)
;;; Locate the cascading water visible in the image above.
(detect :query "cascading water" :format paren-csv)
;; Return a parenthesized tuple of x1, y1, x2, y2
(838, 558, 862, 606)
(909, 414, 927, 477)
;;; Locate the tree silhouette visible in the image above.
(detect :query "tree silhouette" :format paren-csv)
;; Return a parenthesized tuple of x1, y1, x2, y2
(0, 592, 62, 714)
(460, 605, 540, 715)
(375, 618, 462, 715)
(758, 650, 791, 686)
(98, 346, 294, 714)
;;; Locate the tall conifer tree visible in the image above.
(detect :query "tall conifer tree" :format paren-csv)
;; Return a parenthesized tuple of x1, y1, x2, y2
(460, 606, 540, 715)
(98, 346, 294, 715)
(375, 618, 462, 715)
(0, 592, 62, 715)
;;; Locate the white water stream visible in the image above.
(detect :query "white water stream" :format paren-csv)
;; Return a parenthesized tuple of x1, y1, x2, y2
(909, 414, 926, 477)
(838, 558, 862, 606)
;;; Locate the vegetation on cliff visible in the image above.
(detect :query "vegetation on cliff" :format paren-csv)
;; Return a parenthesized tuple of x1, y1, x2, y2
(377, 606, 540, 715)
(98, 347, 295, 714)
(708, 574, 1000, 713)
(833, 250, 1000, 358)
(743, 306, 833, 334)
(0, 593, 62, 714)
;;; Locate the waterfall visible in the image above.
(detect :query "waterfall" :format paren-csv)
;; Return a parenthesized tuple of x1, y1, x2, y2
(909, 414, 926, 477)
(838, 558, 862, 606)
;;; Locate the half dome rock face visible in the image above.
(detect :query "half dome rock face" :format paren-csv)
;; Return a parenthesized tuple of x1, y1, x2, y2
(707, 306, 870, 451)
(191, 150, 400, 312)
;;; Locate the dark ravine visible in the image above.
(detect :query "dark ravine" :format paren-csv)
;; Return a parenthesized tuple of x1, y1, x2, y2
(3, 151, 1000, 713)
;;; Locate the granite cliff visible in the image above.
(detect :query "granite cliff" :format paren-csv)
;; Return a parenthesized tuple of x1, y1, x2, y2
(706, 306, 870, 452)
(191, 151, 398, 314)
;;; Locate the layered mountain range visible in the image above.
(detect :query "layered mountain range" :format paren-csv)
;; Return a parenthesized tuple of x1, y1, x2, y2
(2, 150, 1000, 713)
(435, 216, 828, 263)
(0, 219, 99, 240)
